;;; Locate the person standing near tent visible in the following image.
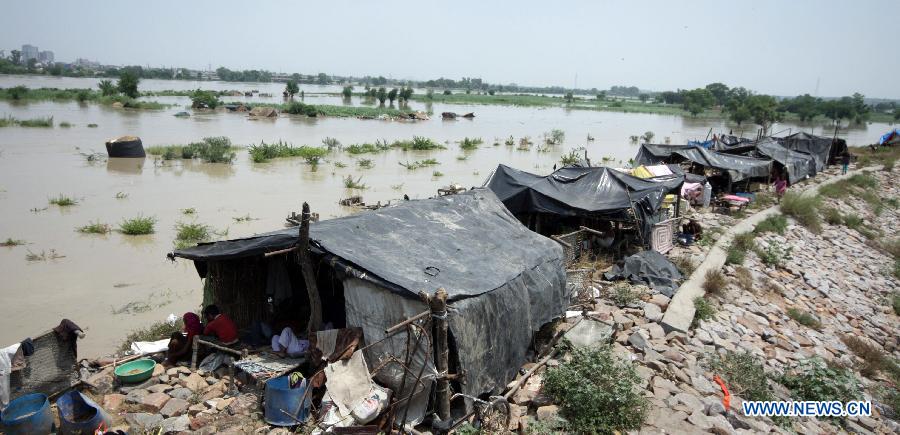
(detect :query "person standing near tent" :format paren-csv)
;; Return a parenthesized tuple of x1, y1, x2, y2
(774, 173, 788, 202)
(841, 151, 851, 175)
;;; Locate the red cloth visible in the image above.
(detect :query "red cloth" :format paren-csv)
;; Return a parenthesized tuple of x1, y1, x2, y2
(183, 312, 202, 342)
(203, 314, 239, 344)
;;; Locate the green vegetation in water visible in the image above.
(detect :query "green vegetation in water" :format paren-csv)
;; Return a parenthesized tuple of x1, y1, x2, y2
(115, 191, 128, 199)
(119, 215, 156, 235)
(59, 121, 72, 128)
(25, 249, 64, 262)
(432, 170, 444, 177)
(174, 221, 222, 249)
(780, 192, 821, 233)
(346, 141, 391, 155)
(456, 155, 468, 161)
(181, 207, 196, 215)
(398, 159, 440, 170)
(458, 137, 483, 150)
(391, 136, 444, 151)
(357, 158, 374, 169)
(693, 297, 716, 325)
(146, 137, 237, 163)
(343, 175, 367, 189)
(786, 308, 821, 329)
(232, 214, 254, 223)
(1, 238, 26, 247)
(543, 129, 565, 145)
(77, 221, 112, 235)
(542, 345, 648, 434)
(241, 100, 414, 119)
(87, 123, 98, 128)
(559, 150, 582, 167)
(49, 194, 78, 206)
(754, 214, 787, 235)
(0, 87, 169, 110)
(0, 116, 54, 127)
(322, 137, 341, 150)
(248, 140, 327, 164)
(333, 161, 347, 168)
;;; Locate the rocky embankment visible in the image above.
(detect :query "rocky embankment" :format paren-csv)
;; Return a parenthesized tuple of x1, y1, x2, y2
(510, 165, 899, 434)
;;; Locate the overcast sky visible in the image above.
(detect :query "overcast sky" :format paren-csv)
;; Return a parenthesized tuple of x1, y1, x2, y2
(3, 0, 898, 98)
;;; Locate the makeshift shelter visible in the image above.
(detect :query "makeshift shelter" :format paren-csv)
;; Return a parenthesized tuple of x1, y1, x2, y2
(778, 132, 839, 170)
(753, 138, 817, 185)
(484, 164, 683, 249)
(634, 144, 772, 190)
(170, 190, 566, 423)
(248, 106, 278, 118)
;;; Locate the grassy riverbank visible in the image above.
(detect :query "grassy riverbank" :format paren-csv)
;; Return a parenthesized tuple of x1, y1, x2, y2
(0, 87, 170, 109)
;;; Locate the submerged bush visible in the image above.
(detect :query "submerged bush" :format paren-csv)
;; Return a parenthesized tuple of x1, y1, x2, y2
(459, 137, 483, 150)
(780, 192, 821, 233)
(391, 136, 444, 151)
(77, 221, 112, 235)
(49, 194, 78, 206)
(248, 140, 327, 164)
(174, 222, 217, 249)
(543, 345, 648, 434)
(119, 215, 156, 235)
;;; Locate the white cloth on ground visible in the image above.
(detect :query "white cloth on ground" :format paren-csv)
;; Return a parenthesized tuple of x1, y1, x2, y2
(271, 327, 309, 357)
(130, 339, 170, 355)
(0, 343, 21, 410)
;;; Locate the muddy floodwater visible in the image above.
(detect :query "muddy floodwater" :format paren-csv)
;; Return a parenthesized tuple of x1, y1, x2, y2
(0, 75, 892, 356)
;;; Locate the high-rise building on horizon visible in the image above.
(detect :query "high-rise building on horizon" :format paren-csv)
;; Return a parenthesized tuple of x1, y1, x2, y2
(38, 50, 54, 64)
(22, 44, 39, 63)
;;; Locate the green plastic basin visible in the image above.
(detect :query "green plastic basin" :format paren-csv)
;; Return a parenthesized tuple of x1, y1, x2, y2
(114, 359, 156, 384)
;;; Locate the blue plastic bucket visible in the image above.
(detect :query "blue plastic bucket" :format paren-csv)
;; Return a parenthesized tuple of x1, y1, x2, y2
(0, 393, 53, 435)
(264, 375, 311, 426)
(56, 390, 112, 435)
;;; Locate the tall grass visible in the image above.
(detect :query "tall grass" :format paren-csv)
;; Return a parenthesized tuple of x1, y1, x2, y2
(346, 141, 391, 154)
(77, 221, 112, 234)
(49, 194, 78, 206)
(391, 136, 444, 151)
(459, 137, 483, 150)
(146, 137, 237, 163)
(398, 159, 440, 170)
(754, 214, 787, 235)
(1, 116, 55, 127)
(174, 222, 216, 248)
(780, 192, 821, 233)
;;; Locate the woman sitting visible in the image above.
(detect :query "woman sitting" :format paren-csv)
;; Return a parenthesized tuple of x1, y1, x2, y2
(164, 312, 202, 366)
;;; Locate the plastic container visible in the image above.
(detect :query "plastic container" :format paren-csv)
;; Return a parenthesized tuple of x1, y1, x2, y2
(114, 358, 156, 384)
(56, 391, 112, 435)
(0, 393, 53, 435)
(264, 375, 311, 426)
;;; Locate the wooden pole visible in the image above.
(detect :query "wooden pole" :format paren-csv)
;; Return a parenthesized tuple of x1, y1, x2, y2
(298, 202, 323, 335)
(425, 288, 451, 421)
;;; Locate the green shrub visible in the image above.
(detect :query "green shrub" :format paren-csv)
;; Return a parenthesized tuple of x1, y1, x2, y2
(734, 266, 754, 292)
(432, 170, 444, 177)
(786, 308, 821, 329)
(725, 244, 746, 265)
(544, 129, 566, 145)
(346, 141, 390, 154)
(189, 89, 221, 109)
(343, 175, 366, 189)
(754, 214, 787, 235)
(821, 207, 843, 225)
(611, 284, 640, 307)
(818, 182, 851, 198)
(780, 192, 821, 233)
(391, 136, 444, 151)
(704, 351, 774, 402)
(732, 231, 756, 251)
(756, 244, 792, 267)
(285, 101, 318, 116)
(543, 346, 648, 434)
(693, 297, 716, 325)
(248, 140, 326, 164)
(119, 215, 156, 235)
(19, 116, 54, 127)
(780, 358, 861, 404)
(702, 268, 727, 295)
(174, 222, 217, 249)
(847, 172, 878, 189)
(191, 136, 235, 163)
(77, 221, 112, 234)
(842, 213, 863, 230)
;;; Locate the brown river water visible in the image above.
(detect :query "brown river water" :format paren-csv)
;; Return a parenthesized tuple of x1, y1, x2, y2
(0, 75, 892, 356)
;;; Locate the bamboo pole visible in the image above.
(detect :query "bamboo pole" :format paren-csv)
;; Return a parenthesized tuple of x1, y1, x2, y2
(298, 202, 323, 335)
(425, 288, 451, 421)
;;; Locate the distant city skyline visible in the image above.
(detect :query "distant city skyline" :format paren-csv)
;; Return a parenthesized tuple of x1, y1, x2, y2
(2, 0, 899, 98)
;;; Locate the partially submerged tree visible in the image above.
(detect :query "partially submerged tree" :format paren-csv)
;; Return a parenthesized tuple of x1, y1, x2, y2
(387, 88, 398, 105)
(342, 86, 353, 99)
(376, 87, 387, 105)
(285, 80, 299, 99)
(190, 89, 221, 109)
(117, 71, 140, 99)
(98, 80, 117, 96)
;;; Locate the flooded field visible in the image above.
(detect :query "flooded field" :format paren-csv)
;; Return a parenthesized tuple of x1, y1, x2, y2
(0, 76, 893, 356)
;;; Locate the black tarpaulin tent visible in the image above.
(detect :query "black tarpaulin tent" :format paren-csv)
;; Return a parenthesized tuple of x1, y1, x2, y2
(634, 144, 772, 183)
(484, 164, 683, 239)
(753, 138, 817, 184)
(171, 189, 566, 420)
(779, 132, 835, 170)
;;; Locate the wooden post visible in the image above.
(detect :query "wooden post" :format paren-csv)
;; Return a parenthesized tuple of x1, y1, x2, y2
(298, 202, 322, 335)
(426, 288, 451, 421)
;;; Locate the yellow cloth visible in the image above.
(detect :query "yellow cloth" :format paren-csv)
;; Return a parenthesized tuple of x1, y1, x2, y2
(631, 166, 653, 179)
